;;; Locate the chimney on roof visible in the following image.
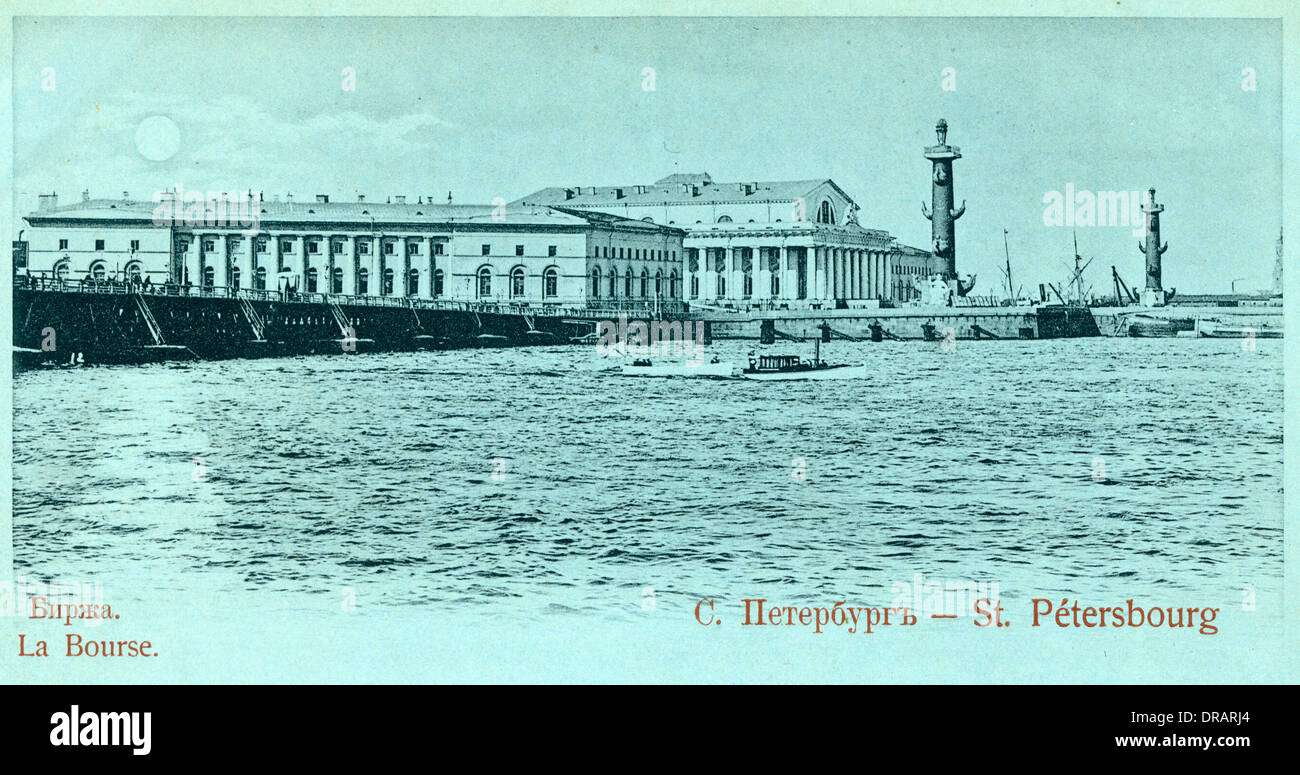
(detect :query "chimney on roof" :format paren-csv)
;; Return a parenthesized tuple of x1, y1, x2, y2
(316, 194, 329, 203)
(122, 190, 130, 202)
(82, 189, 90, 203)
(395, 195, 406, 204)
(615, 188, 625, 199)
(564, 188, 575, 200)
(37, 193, 58, 211)
(691, 186, 700, 197)
(286, 193, 294, 203)
(357, 194, 365, 202)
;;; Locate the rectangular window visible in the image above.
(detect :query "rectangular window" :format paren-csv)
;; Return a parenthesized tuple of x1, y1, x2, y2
(515, 244, 524, 256)
(548, 245, 557, 257)
(359, 241, 370, 255)
(280, 239, 293, 252)
(203, 239, 215, 252)
(434, 243, 444, 255)
(256, 238, 268, 253)
(383, 242, 394, 255)
(408, 242, 419, 255)
(332, 240, 344, 254)
(308, 241, 319, 254)
(58, 238, 69, 250)
(130, 240, 140, 252)
(482, 244, 491, 256)
(95, 239, 105, 251)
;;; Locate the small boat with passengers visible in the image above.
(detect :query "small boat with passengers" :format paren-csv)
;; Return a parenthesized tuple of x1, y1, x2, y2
(620, 356, 740, 377)
(742, 341, 864, 380)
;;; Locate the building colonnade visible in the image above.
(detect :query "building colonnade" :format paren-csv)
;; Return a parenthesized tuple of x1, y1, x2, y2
(685, 242, 896, 304)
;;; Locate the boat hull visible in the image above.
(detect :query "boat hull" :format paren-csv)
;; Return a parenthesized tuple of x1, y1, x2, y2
(742, 364, 866, 380)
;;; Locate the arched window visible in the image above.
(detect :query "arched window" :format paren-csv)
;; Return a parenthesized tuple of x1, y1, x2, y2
(669, 270, 679, 298)
(407, 268, 419, 296)
(717, 214, 733, 223)
(543, 267, 558, 298)
(510, 266, 525, 298)
(624, 271, 632, 297)
(382, 267, 394, 295)
(255, 266, 267, 290)
(306, 267, 318, 292)
(690, 275, 699, 298)
(817, 200, 834, 224)
(332, 267, 343, 294)
(639, 269, 649, 297)
(654, 270, 663, 297)
(609, 268, 618, 297)
(53, 259, 71, 281)
(590, 267, 601, 297)
(433, 269, 444, 297)
(770, 272, 780, 297)
(89, 261, 107, 281)
(124, 261, 144, 283)
(478, 266, 493, 298)
(230, 266, 241, 288)
(357, 267, 369, 294)
(202, 265, 215, 287)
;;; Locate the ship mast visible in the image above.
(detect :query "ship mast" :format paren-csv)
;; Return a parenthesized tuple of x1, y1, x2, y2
(1001, 228, 1014, 303)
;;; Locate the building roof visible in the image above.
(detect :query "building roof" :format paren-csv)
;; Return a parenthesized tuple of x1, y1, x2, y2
(24, 196, 684, 234)
(511, 174, 856, 209)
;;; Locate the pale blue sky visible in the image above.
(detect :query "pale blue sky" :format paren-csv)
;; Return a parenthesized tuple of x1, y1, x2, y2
(14, 16, 1282, 294)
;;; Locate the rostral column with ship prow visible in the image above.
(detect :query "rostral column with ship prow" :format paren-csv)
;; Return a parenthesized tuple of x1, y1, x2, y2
(1137, 187, 1173, 306)
(918, 119, 976, 306)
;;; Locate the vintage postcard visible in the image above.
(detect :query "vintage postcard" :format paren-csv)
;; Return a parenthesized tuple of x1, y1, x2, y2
(0, 0, 1295, 739)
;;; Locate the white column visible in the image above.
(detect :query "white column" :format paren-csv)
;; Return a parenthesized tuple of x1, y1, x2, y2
(857, 251, 866, 299)
(341, 237, 354, 295)
(816, 247, 826, 301)
(726, 247, 738, 300)
(806, 247, 817, 301)
(779, 247, 793, 300)
(182, 236, 199, 286)
(239, 234, 254, 289)
(701, 248, 716, 300)
(213, 235, 228, 288)
(845, 249, 854, 300)
(827, 248, 835, 299)
(838, 249, 846, 300)
(884, 252, 893, 300)
(754, 247, 769, 300)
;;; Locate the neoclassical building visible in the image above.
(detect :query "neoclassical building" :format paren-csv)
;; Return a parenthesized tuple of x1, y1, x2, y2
(19, 192, 685, 309)
(512, 173, 932, 308)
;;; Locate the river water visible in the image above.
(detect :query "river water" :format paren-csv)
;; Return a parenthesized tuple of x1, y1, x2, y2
(12, 337, 1283, 620)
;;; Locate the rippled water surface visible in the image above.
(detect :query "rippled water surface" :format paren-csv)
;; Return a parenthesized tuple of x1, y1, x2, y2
(13, 338, 1284, 617)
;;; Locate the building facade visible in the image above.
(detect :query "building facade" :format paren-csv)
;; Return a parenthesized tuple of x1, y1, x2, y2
(513, 173, 931, 309)
(20, 192, 685, 309)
